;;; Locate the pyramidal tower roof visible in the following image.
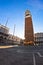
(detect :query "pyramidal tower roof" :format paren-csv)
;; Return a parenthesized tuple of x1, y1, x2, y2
(25, 10, 31, 18)
(25, 10, 31, 15)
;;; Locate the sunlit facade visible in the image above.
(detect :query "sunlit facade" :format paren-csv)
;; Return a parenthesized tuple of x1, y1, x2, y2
(0, 24, 9, 34)
(0, 24, 21, 45)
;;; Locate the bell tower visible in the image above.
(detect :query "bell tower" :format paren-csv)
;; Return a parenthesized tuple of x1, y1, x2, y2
(24, 10, 34, 45)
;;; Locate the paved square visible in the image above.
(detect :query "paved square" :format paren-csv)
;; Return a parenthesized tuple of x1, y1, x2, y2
(0, 45, 43, 65)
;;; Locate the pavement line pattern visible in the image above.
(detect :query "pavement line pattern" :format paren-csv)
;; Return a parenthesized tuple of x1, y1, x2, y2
(33, 53, 36, 65)
(37, 52, 43, 57)
(0, 45, 18, 49)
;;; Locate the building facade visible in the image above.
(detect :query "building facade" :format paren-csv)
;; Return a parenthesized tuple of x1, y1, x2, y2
(24, 10, 34, 45)
(34, 33, 43, 45)
(0, 24, 9, 34)
(0, 24, 9, 45)
(0, 24, 21, 45)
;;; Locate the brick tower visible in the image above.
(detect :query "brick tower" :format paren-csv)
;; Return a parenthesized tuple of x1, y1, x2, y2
(24, 10, 34, 45)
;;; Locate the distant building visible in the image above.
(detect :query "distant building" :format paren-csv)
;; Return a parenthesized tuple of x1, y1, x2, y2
(8, 34, 21, 45)
(24, 10, 34, 45)
(34, 33, 43, 45)
(0, 24, 21, 45)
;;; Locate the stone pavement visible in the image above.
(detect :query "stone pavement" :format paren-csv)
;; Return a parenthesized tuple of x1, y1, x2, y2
(0, 45, 43, 65)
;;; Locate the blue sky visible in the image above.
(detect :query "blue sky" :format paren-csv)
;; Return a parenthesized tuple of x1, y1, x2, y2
(0, 0, 43, 39)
